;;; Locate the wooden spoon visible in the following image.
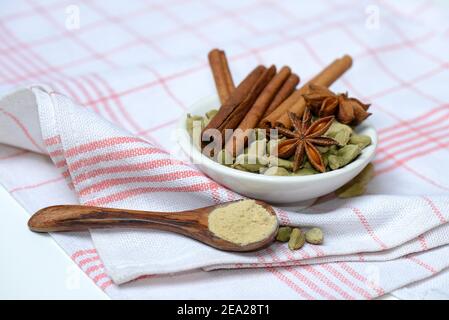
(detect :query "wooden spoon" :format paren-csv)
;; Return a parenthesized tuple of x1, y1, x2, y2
(28, 200, 279, 252)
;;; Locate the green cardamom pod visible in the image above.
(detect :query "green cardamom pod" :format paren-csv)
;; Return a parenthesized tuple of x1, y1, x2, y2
(186, 114, 204, 136)
(325, 121, 353, 146)
(335, 163, 374, 198)
(350, 134, 372, 149)
(266, 139, 279, 156)
(264, 166, 290, 176)
(322, 152, 329, 169)
(291, 168, 318, 176)
(276, 227, 292, 242)
(305, 228, 324, 245)
(329, 144, 361, 170)
(328, 155, 341, 170)
(216, 149, 234, 165)
(233, 164, 249, 172)
(247, 139, 267, 157)
(317, 146, 329, 154)
(303, 161, 313, 169)
(205, 109, 218, 120)
(268, 156, 294, 170)
(259, 167, 269, 174)
(288, 228, 306, 250)
(328, 145, 338, 155)
(202, 117, 210, 127)
(234, 154, 269, 172)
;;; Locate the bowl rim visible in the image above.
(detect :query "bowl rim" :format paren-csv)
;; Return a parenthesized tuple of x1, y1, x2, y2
(177, 95, 378, 184)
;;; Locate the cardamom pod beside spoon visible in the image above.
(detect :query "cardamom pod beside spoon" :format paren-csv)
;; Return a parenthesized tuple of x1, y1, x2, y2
(28, 201, 279, 252)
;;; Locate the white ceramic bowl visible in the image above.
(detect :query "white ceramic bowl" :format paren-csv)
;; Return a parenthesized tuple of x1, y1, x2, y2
(177, 95, 377, 204)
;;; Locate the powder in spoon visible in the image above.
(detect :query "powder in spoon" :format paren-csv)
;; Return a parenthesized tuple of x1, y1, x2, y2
(208, 200, 278, 246)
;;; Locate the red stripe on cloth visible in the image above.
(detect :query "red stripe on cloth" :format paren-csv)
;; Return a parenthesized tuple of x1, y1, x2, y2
(319, 264, 372, 300)
(379, 0, 434, 24)
(65, 136, 147, 158)
(85, 181, 219, 206)
(143, 66, 187, 111)
(44, 135, 61, 146)
(265, 247, 337, 300)
(83, 62, 206, 107)
(406, 255, 438, 275)
(375, 123, 449, 164)
(375, 137, 449, 175)
(55, 159, 69, 169)
(0, 108, 45, 153)
(275, 208, 291, 226)
(301, 264, 356, 300)
(309, 245, 374, 299)
(378, 105, 449, 135)
(279, 245, 357, 300)
(93, 73, 147, 133)
(100, 280, 114, 290)
(69, 76, 101, 115)
(422, 196, 447, 224)
(92, 272, 109, 283)
(378, 105, 449, 140)
(48, 149, 63, 157)
(417, 234, 429, 251)
(68, 147, 164, 172)
(157, 5, 215, 46)
(0, 1, 65, 23)
(71, 248, 98, 260)
(26, 0, 117, 69)
(0, 21, 77, 92)
(337, 21, 445, 106)
(81, 76, 112, 117)
(82, 0, 170, 58)
(74, 19, 351, 108)
(136, 118, 179, 136)
(78, 170, 205, 196)
(0, 25, 44, 80)
(367, 63, 449, 102)
(78, 255, 101, 267)
(355, 32, 434, 60)
(88, 74, 125, 126)
(377, 115, 449, 158)
(338, 262, 385, 296)
(350, 208, 388, 250)
(0, 0, 185, 59)
(72, 158, 184, 185)
(385, 19, 441, 65)
(85, 264, 104, 275)
(385, 167, 446, 192)
(256, 260, 315, 299)
(70, 250, 114, 290)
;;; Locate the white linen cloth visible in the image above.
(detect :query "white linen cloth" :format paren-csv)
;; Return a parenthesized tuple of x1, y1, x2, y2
(1, 0, 449, 299)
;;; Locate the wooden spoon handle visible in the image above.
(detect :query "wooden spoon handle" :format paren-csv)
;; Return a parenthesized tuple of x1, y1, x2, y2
(28, 205, 203, 233)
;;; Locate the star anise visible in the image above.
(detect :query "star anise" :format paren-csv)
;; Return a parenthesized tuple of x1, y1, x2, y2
(276, 109, 337, 173)
(304, 84, 372, 126)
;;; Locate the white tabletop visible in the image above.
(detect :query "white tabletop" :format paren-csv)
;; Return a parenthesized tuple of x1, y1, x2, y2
(0, 185, 108, 300)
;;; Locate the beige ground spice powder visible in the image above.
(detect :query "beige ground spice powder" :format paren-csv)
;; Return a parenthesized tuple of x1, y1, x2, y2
(208, 200, 278, 246)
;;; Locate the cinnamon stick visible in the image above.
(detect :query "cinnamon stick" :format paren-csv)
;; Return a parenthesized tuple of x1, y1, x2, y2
(202, 65, 271, 148)
(225, 65, 279, 156)
(261, 55, 353, 128)
(261, 72, 299, 119)
(208, 49, 235, 104)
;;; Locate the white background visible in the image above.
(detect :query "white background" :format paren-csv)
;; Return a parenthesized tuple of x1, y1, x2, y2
(0, 185, 107, 300)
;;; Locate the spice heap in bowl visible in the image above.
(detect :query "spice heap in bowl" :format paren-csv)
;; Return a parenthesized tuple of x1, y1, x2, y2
(187, 49, 373, 177)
